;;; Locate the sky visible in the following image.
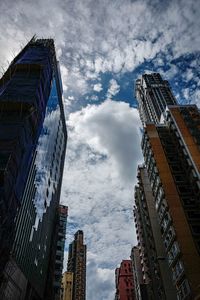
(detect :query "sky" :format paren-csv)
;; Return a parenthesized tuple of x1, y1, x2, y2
(0, 0, 199, 299)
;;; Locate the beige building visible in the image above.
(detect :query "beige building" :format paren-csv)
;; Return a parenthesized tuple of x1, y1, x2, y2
(61, 272, 73, 300)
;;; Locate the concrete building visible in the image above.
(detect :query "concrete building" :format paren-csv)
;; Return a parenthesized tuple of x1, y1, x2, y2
(134, 167, 177, 299)
(67, 230, 86, 300)
(130, 246, 149, 300)
(0, 37, 67, 300)
(135, 73, 177, 125)
(115, 260, 136, 300)
(61, 272, 73, 300)
(134, 73, 200, 299)
(141, 105, 200, 299)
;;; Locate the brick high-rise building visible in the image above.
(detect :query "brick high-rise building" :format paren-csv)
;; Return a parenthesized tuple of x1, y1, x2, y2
(134, 73, 200, 300)
(67, 230, 86, 300)
(115, 260, 136, 300)
(0, 38, 67, 300)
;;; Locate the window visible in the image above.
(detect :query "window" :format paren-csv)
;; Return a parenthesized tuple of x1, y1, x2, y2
(161, 212, 171, 233)
(55, 263, 61, 270)
(191, 224, 200, 235)
(158, 199, 168, 220)
(155, 187, 164, 210)
(172, 260, 184, 282)
(164, 227, 175, 249)
(168, 241, 180, 265)
(153, 176, 160, 194)
(177, 279, 191, 300)
(34, 258, 38, 267)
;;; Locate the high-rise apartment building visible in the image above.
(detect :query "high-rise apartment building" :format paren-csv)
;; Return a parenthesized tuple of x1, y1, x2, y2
(141, 105, 200, 299)
(61, 272, 73, 300)
(134, 73, 200, 300)
(115, 260, 135, 300)
(0, 38, 67, 300)
(67, 230, 87, 300)
(130, 246, 149, 300)
(134, 167, 176, 300)
(135, 73, 177, 125)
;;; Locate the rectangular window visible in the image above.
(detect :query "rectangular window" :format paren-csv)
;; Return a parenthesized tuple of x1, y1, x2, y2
(172, 260, 184, 282)
(177, 279, 190, 300)
(164, 227, 175, 249)
(158, 199, 168, 221)
(161, 212, 171, 234)
(168, 241, 180, 265)
(155, 187, 164, 210)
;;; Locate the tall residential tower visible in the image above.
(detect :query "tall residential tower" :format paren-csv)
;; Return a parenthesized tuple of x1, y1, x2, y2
(134, 73, 200, 300)
(67, 230, 87, 300)
(135, 73, 177, 125)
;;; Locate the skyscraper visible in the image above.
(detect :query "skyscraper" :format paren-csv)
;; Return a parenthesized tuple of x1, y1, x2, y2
(0, 38, 67, 300)
(67, 230, 87, 300)
(115, 260, 135, 300)
(134, 73, 200, 299)
(135, 73, 177, 125)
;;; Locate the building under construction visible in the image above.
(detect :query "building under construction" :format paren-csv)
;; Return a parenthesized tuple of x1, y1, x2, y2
(0, 37, 67, 299)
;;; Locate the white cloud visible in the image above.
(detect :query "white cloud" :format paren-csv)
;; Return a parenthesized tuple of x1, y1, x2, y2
(61, 100, 142, 298)
(156, 64, 179, 81)
(185, 68, 194, 82)
(60, 64, 68, 91)
(191, 89, 200, 106)
(68, 96, 75, 101)
(86, 255, 114, 300)
(106, 79, 120, 99)
(183, 88, 190, 101)
(93, 83, 103, 92)
(0, 0, 199, 298)
(90, 95, 99, 101)
(67, 100, 142, 181)
(0, 0, 199, 99)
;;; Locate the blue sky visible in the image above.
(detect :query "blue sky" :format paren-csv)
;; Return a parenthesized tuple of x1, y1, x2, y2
(0, 0, 199, 299)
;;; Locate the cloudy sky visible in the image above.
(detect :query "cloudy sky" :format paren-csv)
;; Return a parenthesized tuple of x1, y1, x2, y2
(0, 0, 199, 299)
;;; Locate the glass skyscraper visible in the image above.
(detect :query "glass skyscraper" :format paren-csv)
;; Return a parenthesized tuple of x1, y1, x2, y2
(0, 38, 67, 300)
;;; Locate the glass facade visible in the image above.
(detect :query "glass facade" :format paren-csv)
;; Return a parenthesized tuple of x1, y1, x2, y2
(0, 39, 67, 300)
